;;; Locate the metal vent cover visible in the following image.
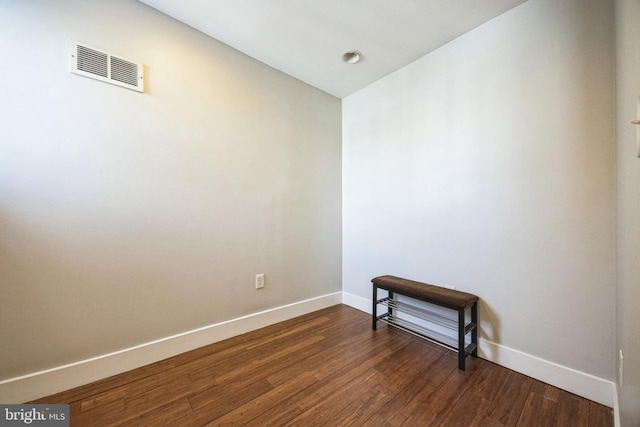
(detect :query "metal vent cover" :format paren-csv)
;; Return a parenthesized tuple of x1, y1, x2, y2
(71, 42, 143, 93)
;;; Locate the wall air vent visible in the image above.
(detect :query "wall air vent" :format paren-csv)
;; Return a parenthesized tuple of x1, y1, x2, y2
(70, 42, 144, 93)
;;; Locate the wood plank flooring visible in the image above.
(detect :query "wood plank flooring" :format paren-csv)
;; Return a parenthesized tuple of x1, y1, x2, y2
(31, 304, 613, 426)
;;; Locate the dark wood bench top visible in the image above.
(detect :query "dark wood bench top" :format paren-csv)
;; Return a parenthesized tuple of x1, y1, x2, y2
(372, 275, 478, 309)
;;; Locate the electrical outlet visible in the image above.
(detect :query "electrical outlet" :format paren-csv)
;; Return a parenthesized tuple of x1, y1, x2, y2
(255, 274, 265, 289)
(619, 350, 624, 387)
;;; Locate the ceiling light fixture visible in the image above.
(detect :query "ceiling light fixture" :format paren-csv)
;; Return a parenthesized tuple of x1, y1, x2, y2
(342, 50, 362, 64)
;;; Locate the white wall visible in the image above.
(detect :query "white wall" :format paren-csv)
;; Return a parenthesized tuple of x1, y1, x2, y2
(343, 0, 615, 389)
(0, 0, 341, 384)
(615, 0, 640, 424)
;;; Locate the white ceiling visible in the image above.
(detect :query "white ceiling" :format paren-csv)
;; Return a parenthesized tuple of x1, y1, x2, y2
(138, 0, 527, 98)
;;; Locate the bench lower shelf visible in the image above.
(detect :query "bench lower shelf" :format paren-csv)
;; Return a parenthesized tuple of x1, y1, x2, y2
(377, 313, 478, 356)
(372, 285, 479, 370)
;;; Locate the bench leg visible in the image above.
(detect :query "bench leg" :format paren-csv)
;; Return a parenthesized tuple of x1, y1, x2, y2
(372, 285, 378, 330)
(471, 301, 478, 358)
(458, 308, 466, 370)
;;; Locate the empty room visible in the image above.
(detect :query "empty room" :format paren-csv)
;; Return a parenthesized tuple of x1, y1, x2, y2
(1, 0, 639, 425)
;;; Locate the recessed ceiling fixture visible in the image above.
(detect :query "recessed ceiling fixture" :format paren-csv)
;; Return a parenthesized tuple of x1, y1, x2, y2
(342, 50, 362, 64)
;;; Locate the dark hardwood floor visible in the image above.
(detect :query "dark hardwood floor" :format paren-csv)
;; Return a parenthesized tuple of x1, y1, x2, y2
(31, 304, 613, 426)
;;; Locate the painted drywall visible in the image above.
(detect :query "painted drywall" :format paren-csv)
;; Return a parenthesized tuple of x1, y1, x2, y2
(343, 0, 615, 382)
(615, 0, 640, 424)
(0, 0, 341, 381)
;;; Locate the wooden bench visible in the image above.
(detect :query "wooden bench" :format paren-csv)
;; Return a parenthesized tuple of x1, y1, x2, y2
(372, 275, 479, 370)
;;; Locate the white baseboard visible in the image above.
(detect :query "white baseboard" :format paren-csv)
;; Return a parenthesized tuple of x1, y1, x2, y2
(613, 384, 620, 427)
(479, 339, 614, 407)
(342, 291, 615, 408)
(342, 290, 372, 313)
(0, 292, 342, 404)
